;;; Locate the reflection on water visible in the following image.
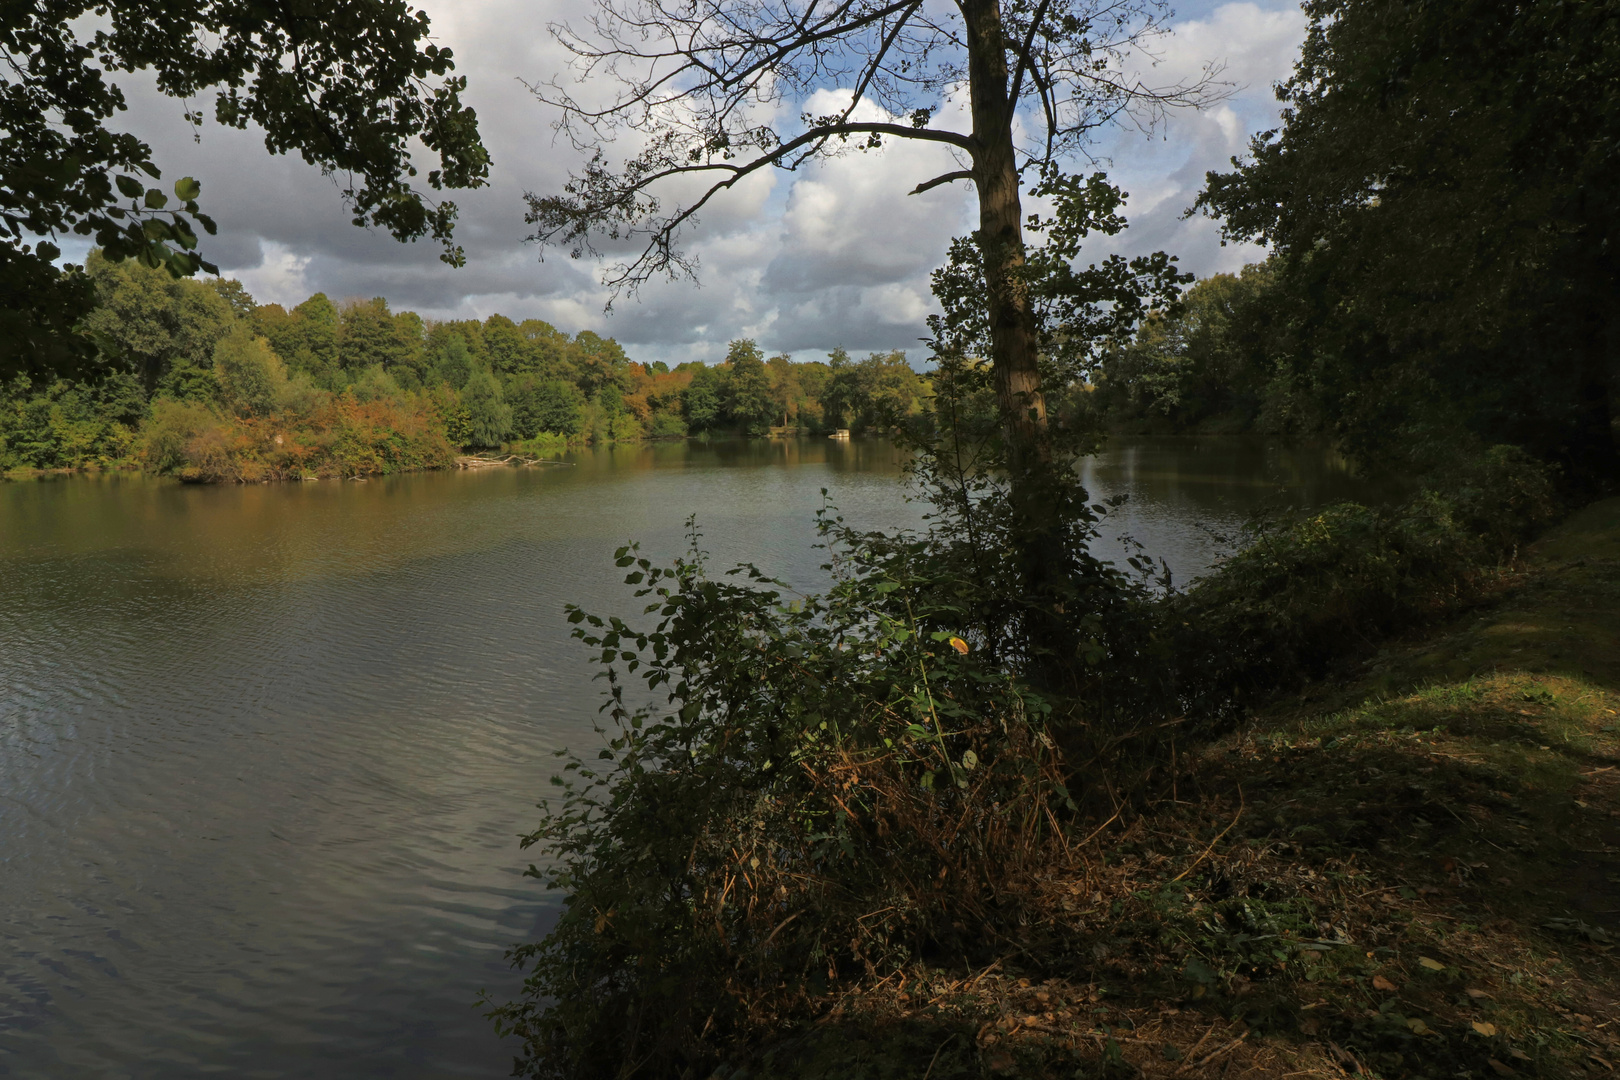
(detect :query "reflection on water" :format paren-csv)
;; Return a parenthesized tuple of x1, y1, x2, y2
(0, 437, 1370, 1078)
(1080, 436, 1376, 584)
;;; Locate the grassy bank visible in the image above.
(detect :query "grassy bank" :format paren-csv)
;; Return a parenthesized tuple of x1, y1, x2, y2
(694, 498, 1620, 1079)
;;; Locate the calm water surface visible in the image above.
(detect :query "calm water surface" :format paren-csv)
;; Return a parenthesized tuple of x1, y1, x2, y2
(0, 437, 1371, 1078)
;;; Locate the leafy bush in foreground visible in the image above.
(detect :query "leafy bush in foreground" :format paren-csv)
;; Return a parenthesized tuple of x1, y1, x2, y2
(487, 517, 1085, 1078)
(487, 421, 1560, 1078)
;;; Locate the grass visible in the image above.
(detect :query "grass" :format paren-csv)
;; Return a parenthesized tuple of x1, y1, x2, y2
(712, 498, 1620, 1079)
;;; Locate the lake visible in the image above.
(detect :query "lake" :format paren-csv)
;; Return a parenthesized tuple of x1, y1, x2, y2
(0, 436, 1372, 1078)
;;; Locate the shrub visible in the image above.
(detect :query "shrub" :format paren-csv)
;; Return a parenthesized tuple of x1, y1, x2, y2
(141, 398, 222, 474)
(138, 388, 456, 481)
(488, 369, 1180, 1078)
(1169, 445, 1558, 723)
(485, 370, 1561, 1079)
(1, 375, 145, 470)
(323, 392, 458, 476)
(487, 521, 1079, 1078)
(649, 411, 688, 438)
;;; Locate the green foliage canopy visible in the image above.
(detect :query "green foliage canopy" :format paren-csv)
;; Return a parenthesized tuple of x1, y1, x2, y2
(79, 251, 235, 395)
(1, 0, 490, 381)
(1197, 0, 1620, 481)
(212, 325, 285, 417)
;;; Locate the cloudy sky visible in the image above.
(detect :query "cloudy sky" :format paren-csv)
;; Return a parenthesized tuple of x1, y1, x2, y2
(95, 0, 1306, 367)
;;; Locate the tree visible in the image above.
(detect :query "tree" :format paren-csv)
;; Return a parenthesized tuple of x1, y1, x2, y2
(431, 335, 476, 390)
(482, 314, 531, 374)
(682, 364, 726, 431)
(853, 351, 926, 428)
(518, 319, 576, 379)
(722, 339, 773, 433)
(391, 311, 428, 387)
(928, 172, 1187, 400)
(208, 279, 257, 320)
(2, 0, 490, 381)
(257, 293, 341, 388)
(510, 377, 587, 437)
(1196, 0, 1620, 484)
(571, 331, 631, 395)
(523, 0, 1213, 636)
(339, 298, 417, 376)
(78, 251, 236, 394)
(819, 347, 859, 429)
(765, 353, 801, 427)
(1095, 264, 1283, 427)
(212, 326, 286, 417)
(461, 369, 513, 448)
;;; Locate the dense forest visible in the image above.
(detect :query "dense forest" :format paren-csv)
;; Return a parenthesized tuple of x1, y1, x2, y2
(0, 253, 931, 478)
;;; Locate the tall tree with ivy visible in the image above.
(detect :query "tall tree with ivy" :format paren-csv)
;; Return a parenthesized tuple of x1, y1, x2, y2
(1, 0, 490, 382)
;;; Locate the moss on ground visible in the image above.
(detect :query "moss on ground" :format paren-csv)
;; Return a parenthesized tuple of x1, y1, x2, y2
(717, 498, 1620, 1080)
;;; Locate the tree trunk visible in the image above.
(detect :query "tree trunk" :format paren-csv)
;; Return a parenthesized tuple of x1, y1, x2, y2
(962, 0, 1071, 679)
(962, 0, 1045, 476)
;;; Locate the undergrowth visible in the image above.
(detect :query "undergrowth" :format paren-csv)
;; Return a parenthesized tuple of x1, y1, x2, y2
(485, 429, 1579, 1080)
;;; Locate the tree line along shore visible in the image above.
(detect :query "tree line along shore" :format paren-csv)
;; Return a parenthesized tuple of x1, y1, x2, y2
(2, 248, 1381, 483)
(0, 251, 938, 481)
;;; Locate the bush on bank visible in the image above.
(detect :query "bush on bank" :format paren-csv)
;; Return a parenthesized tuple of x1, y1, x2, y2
(0, 374, 144, 472)
(487, 518, 1088, 1078)
(1169, 445, 1560, 725)
(487, 438, 1564, 1080)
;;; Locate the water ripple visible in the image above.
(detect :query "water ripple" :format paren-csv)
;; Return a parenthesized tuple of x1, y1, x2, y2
(0, 438, 1368, 1077)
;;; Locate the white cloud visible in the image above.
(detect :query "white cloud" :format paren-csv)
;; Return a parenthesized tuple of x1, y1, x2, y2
(1086, 2, 1307, 274)
(94, 0, 1303, 363)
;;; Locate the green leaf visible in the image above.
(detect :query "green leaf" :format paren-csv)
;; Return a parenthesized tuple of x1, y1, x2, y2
(115, 175, 144, 199)
(173, 176, 201, 201)
(165, 251, 200, 278)
(144, 189, 168, 209)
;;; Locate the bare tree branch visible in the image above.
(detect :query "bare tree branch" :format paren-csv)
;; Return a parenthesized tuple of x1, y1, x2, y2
(909, 169, 974, 195)
(522, 0, 1225, 298)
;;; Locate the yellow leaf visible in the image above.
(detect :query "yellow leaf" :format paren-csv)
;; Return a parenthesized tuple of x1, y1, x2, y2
(1473, 1021, 1498, 1037)
(949, 636, 970, 655)
(1408, 1018, 1430, 1034)
(1419, 957, 1445, 971)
